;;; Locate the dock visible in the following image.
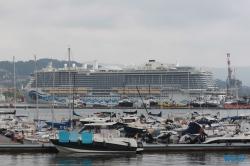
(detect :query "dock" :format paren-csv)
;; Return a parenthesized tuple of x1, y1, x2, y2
(2, 133, 250, 153)
(142, 143, 250, 152)
(0, 134, 57, 152)
(1, 105, 246, 109)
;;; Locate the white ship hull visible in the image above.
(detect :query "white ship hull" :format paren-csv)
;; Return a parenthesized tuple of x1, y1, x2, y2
(22, 88, 225, 107)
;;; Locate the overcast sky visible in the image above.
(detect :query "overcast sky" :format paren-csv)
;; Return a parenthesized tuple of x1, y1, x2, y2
(1, 0, 250, 68)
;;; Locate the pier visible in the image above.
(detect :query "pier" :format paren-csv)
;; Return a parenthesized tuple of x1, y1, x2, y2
(0, 105, 247, 109)
(141, 143, 250, 152)
(1, 133, 250, 153)
(0, 134, 57, 152)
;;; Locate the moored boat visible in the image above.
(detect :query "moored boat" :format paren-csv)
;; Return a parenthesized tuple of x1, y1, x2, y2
(50, 122, 140, 153)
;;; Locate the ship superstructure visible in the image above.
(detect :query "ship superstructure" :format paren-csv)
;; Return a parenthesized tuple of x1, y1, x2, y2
(22, 60, 225, 107)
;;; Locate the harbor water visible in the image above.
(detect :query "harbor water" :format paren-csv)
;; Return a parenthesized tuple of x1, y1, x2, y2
(0, 151, 250, 165)
(0, 108, 250, 165)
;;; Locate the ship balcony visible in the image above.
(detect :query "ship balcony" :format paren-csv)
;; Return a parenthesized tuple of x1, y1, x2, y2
(118, 90, 160, 94)
(49, 90, 87, 94)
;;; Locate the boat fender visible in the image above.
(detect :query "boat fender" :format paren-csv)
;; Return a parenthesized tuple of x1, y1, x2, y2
(78, 140, 81, 145)
(103, 141, 106, 147)
(92, 140, 95, 146)
(108, 134, 113, 141)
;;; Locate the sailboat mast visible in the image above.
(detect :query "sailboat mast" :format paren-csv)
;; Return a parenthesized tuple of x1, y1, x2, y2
(188, 70, 190, 113)
(73, 73, 75, 112)
(68, 47, 72, 129)
(13, 56, 16, 110)
(34, 55, 38, 118)
(234, 69, 238, 116)
(160, 74, 162, 110)
(52, 69, 55, 131)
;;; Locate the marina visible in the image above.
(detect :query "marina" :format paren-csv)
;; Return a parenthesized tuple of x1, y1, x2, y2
(1, 0, 250, 165)
(0, 108, 250, 165)
(1, 108, 250, 153)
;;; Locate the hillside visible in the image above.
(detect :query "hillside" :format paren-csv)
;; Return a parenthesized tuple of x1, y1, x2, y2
(0, 59, 94, 88)
(0, 59, 94, 76)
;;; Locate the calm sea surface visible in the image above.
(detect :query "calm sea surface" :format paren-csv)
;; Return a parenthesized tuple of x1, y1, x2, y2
(0, 108, 250, 166)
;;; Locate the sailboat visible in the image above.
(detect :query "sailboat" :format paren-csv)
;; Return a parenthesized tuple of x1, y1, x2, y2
(45, 52, 72, 129)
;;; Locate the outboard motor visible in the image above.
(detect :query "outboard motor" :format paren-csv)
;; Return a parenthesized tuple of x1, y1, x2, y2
(146, 132, 154, 143)
(142, 132, 154, 143)
(196, 134, 206, 143)
(157, 133, 172, 143)
(180, 134, 206, 144)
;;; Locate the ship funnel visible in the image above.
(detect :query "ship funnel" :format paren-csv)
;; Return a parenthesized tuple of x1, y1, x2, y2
(176, 61, 179, 67)
(82, 63, 87, 69)
(93, 60, 98, 70)
(64, 64, 67, 68)
(72, 63, 76, 68)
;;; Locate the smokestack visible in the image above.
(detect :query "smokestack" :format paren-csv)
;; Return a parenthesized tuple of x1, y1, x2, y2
(82, 63, 87, 69)
(93, 60, 98, 70)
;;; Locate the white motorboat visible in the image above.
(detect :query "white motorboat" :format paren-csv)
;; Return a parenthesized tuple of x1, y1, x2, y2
(50, 122, 140, 153)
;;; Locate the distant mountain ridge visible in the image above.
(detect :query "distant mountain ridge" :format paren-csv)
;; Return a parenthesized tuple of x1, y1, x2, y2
(0, 59, 95, 76)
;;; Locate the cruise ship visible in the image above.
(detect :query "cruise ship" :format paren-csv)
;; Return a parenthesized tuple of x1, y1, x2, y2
(21, 59, 226, 107)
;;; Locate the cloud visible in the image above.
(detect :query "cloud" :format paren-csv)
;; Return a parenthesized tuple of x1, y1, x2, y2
(0, 0, 250, 68)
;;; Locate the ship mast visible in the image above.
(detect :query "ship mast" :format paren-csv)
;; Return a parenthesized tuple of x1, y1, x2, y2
(13, 56, 16, 110)
(188, 69, 190, 113)
(52, 69, 55, 131)
(34, 55, 38, 118)
(234, 69, 238, 116)
(68, 47, 72, 130)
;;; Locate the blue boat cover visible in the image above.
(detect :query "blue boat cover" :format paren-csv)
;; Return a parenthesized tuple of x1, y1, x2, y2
(45, 119, 71, 128)
(59, 131, 69, 143)
(69, 131, 79, 142)
(195, 119, 212, 127)
(82, 132, 93, 144)
(182, 122, 201, 135)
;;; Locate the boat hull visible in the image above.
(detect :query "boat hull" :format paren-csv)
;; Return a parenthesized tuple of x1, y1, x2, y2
(118, 102, 133, 107)
(51, 140, 137, 153)
(123, 126, 147, 134)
